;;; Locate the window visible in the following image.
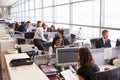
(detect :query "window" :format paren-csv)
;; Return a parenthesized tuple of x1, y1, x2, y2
(55, 0, 69, 5)
(30, 10, 35, 22)
(35, 9, 42, 22)
(105, 0, 120, 28)
(55, 5, 69, 23)
(25, 0, 29, 11)
(35, 0, 41, 9)
(21, 3, 25, 11)
(29, 0, 35, 10)
(71, 26, 99, 38)
(73, 1, 99, 26)
(43, 0, 52, 7)
(44, 8, 52, 22)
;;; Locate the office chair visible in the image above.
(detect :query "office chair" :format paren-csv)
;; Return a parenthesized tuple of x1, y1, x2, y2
(70, 34, 76, 45)
(17, 38, 26, 45)
(90, 38, 100, 49)
(24, 32, 35, 44)
(93, 67, 120, 80)
(116, 39, 120, 46)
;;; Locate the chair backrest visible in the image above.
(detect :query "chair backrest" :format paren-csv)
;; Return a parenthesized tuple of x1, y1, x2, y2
(17, 38, 26, 45)
(90, 38, 100, 49)
(116, 39, 120, 47)
(70, 34, 76, 45)
(25, 32, 35, 39)
(93, 67, 120, 80)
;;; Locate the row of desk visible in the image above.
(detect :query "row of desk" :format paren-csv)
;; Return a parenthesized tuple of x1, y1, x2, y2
(0, 35, 49, 80)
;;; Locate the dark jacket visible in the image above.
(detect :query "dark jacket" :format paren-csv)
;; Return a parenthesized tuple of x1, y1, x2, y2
(96, 38, 111, 48)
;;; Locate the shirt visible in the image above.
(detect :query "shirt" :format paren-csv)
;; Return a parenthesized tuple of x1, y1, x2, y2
(34, 27, 47, 41)
(77, 64, 100, 80)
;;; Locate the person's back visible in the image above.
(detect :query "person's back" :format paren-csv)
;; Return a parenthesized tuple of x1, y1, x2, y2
(77, 47, 100, 80)
(77, 64, 100, 80)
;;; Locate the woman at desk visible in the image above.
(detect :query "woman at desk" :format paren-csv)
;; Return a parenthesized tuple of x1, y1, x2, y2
(33, 21, 47, 50)
(50, 25, 56, 32)
(49, 36, 62, 53)
(77, 47, 100, 80)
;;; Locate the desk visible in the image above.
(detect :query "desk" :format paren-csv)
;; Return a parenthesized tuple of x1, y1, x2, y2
(0, 34, 15, 80)
(5, 53, 49, 80)
(99, 65, 116, 72)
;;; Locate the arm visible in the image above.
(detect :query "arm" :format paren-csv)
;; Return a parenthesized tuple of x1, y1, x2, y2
(40, 28, 47, 41)
(78, 75, 84, 80)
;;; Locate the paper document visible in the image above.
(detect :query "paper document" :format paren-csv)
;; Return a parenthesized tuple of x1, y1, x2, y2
(104, 48, 112, 59)
(60, 69, 78, 80)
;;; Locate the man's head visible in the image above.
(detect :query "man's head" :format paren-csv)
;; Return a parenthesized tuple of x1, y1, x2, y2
(102, 29, 109, 39)
(26, 21, 31, 27)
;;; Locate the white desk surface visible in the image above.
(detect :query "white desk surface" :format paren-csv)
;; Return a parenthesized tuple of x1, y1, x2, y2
(5, 53, 49, 80)
(99, 65, 116, 72)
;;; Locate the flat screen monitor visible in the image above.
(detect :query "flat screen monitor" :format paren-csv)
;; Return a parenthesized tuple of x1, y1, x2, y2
(56, 47, 79, 66)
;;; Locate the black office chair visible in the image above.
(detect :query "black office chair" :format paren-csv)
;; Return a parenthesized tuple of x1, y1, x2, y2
(93, 67, 120, 80)
(17, 38, 26, 45)
(90, 38, 100, 49)
(70, 34, 76, 45)
(116, 39, 120, 46)
(24, 32, 35, 44)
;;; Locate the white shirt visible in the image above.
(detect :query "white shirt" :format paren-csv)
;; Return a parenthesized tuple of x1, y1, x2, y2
(34, 27, 47, 41)
(102, 38, 107, 44)
(26, 26, 32, 32)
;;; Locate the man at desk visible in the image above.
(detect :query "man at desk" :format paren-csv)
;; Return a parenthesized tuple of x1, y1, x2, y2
(96, 29, 111, 48)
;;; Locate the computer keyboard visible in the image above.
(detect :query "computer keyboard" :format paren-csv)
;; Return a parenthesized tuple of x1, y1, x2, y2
(10, 58, 33, 67)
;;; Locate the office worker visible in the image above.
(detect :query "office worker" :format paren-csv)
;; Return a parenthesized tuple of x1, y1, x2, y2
(25, 21, 32, 32)
(51, 36, 62, 49)
(19, 21, 31, 32)
(48, 36, 62, 54)
(33, 21, 47, 50)
(36, 21, 41, 28)
(57, 29, 70, 45)
(96, 29, 111, 48)
(42, 23, 48, 32)
(77, 47, 100, 80)
(50, 25, 56, 32)
(14, 21, 20, 32)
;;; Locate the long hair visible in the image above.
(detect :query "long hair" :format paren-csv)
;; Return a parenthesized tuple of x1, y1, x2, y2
(52, 36, 61, 49)
(78, 47, 94, 68)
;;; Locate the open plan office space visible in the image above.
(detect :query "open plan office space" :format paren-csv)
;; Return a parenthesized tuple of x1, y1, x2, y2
(0, 0, 120, 80)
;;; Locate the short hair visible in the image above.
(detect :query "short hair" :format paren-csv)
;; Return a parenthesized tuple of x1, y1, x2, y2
(37, 21, 41, 27)
(102, 29, 108, 35)
(37, 21, 41, 24)
(78, 47, 94, 68)
(26, 21, 31, 24)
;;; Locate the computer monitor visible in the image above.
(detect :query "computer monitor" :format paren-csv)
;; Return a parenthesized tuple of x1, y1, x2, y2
(25, 32, 35, 39)
(116, 39, 120, 46)
(56, 47, 79, 66)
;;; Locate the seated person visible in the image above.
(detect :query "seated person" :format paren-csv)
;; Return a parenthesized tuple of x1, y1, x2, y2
(57, 29, 70, 45)
(49, 36, 62, 53)
(96, 29, 111, 48)
(77, 47, 100, 80)
(50, 25, 56, 32)
(33, 21, 48, 51)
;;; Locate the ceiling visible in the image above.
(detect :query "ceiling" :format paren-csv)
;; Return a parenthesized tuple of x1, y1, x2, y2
(0, 0, 19, 7)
